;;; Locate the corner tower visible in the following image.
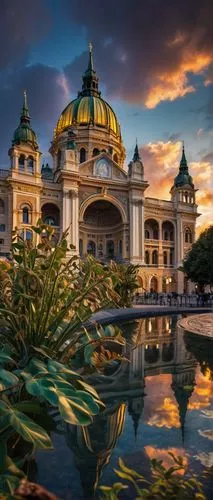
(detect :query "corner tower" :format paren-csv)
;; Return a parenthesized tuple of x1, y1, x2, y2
(8, 91, 41, 179)
(170, 144, 196, 205)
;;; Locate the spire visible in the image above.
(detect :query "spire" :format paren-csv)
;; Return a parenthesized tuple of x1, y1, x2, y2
(173, 142, 194, 188)
(133, 139, 141, 162)
(12, 91, 38, 150)
(180, 141, 187, 169)
(21, 90, 30, 123)
(81, 43, 100, 97)
(88, 42, 94, 72)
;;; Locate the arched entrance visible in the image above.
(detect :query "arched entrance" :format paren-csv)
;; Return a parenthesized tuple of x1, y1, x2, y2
(79, 199, 124, 261)
(150, 276, 158, 293)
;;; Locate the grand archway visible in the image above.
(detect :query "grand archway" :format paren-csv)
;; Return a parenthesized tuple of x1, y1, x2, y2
(79, 199, 124, 261)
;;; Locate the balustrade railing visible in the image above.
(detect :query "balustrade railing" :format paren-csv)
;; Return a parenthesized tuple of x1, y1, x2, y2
(133, 292, 213, 307)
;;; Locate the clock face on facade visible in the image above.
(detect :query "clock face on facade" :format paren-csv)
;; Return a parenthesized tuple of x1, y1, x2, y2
(94, 158, 111, 178)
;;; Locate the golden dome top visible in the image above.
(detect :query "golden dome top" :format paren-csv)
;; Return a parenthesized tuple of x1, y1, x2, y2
(55, 43, 121, 138)
(56, 95, 120, 137)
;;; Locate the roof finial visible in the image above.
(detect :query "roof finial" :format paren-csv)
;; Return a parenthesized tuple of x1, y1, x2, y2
(88, 41, 94, 71)
(180, 140, 187, 168)
(21, 89, 30, 122)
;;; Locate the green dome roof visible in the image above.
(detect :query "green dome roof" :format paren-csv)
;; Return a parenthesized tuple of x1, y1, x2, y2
(13, 123, 38, 149)
(174, 146, 194, 188)
(12, 91, 38, 150)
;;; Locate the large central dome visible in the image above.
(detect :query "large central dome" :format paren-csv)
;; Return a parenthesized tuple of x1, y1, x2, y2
(55, 44, 121, 138)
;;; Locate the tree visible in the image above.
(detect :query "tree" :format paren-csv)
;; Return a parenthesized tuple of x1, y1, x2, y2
(183, 225, 213, 290)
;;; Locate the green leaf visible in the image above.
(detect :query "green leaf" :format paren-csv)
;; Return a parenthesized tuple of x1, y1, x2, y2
(76, 390, 100, 415)
(14, 401, 43, 415)
(24, 376, 42, 397)
(0, 352, 16, 366)
(58, 394, 92, 425)
(9, 408, 53, 449)
(84, 344, 95, 364)
(0, 368, 19, 388)
(47, 359, 79, 378)
(28, 358, 48, 375)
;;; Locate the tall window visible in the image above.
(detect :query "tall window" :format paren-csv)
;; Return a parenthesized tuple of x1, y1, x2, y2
(185, 228, 192, 243)
(80, 148, 86, 163)
(163, 251, 168, 265)
(27, 156, 34, 174)
(145, 250, 150, 264)
(152, 250, 158, 265)
(0, 199, 4, 214)
(0, 224, 5, 232)
(145, 230, 150, 239)
(19, 154, 25, 171)
(23, 207, 29, 224)
(170, 250, 174, 266)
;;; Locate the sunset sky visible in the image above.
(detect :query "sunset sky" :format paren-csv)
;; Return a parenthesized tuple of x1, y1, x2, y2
(0, 0, 212, 232)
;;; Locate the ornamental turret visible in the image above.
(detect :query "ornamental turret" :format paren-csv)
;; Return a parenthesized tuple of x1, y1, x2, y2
(128, 140, 144, 181)
(8, 91, 41, 177)
(80, 42, 100, 98)
(171, 144, 196, 204)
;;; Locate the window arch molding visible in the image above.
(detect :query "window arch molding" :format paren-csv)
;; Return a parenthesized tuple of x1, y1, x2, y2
(184, 227, 193, 244)
(19, 203, 32, 225)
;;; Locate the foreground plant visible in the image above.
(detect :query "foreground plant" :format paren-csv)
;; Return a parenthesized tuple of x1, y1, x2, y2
(109, 262, 139, 307)
(0, 221, 124, 496)
(100, 455, 206, 499)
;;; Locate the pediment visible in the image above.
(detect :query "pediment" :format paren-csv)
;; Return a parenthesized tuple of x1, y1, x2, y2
(79, 152, 127, 182)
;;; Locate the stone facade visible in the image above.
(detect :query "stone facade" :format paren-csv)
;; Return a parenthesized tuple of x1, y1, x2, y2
(0, 47, 199, 294)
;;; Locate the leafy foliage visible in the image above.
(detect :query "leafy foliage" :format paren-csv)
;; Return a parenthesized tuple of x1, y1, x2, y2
(0, 221, 127, 496)
(183, 225, 213, 289)
(110, 262, 139, 307)
(100, 455, 206, 499)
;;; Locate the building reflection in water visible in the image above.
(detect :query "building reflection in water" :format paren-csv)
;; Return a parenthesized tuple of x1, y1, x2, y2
(66, 315, 198, 497)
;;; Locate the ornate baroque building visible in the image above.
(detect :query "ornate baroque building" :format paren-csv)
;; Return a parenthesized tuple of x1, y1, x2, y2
(0, 46, 199, 293)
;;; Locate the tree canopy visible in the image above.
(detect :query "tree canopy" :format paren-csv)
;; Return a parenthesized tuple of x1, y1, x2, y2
(183, 225, 213, 289)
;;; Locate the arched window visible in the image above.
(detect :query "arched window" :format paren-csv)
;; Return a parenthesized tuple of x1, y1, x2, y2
(184, 192, 188, 203)
(92, 148, 100, 157)
(57, 149, 61, 168)
(145, 251, 150, 264)
(87, 240, 96, 256)
(145, 230, 150, 239)
(185, 228, 192, 243)
(79, 239, 83, 257)
(152, 250, 158, 265)
(23, 207, 29, 224)
(42, 203, 60, 227)
(164, 231, 168, 241)
(113, 153, 118, 163)
(107, 240, 114, 259)
(26, 230, 33, 241)
(19, 154, 25, 171)
(0, 199, 4, 214)
(27, 156, 34, 174)
(44, 216, 56, 226)
(80, 148, 86, 163)
(163, 251, 168, 265)
(150, 276, 158, 292)
(118, 240, 122, 256)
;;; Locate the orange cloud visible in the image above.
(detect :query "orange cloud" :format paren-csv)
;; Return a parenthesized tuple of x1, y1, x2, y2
(144, 52, 212, 108)
(145, 446, 188, 475)
(188, 368, 213, 411)
(147, 397, 180, 429)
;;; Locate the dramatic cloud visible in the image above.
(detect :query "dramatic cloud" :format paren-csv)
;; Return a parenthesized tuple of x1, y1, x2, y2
(0, 0, 49, 68)
(139, 140, 213, 234)
(65, 0, 213, 107)
(0, 65, 69, 167)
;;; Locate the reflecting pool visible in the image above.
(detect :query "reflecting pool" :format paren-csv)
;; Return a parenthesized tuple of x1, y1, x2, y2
(36, 315, 213, 499)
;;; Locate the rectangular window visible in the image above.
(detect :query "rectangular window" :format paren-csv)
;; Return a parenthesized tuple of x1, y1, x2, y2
(0, 224, 5, 232)
(0, 238, 4, 244)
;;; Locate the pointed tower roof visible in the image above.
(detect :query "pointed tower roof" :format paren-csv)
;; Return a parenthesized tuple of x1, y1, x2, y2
(81, 42, 100, 97)
(12, 91, 38, 150)
(172, 380, 195, 444)
(133, 139, 141, 162)
(174, 143, 193, 188)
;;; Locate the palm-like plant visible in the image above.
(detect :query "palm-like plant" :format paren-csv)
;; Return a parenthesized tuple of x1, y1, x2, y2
(0, 221, 120, 361)
(110, 262, 139, 307)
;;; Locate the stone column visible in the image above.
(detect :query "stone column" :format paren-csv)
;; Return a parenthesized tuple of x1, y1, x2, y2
(70, 189, 79, 254)
(62, 190, 71, 247)
(129, 193, 143, 264)
(158, 221, 163, 267)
